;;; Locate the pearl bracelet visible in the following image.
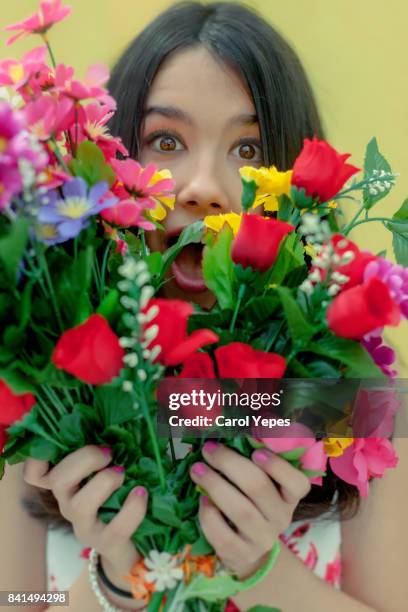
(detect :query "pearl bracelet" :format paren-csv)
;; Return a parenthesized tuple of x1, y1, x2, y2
(88, 548, 126, 612)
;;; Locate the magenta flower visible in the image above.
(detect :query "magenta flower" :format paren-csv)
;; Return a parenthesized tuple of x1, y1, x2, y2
(25, 95, 74, 141)
(0, 163, 22, 209)
(0, 46, 48, 90)
(329, 438, 398, 497)
(362, 329, 397, 378)
(257, 422, 316, 453)
(5, 0, 72, 46)
(101, 199, 156, 231)
(69, 102, 128, 160)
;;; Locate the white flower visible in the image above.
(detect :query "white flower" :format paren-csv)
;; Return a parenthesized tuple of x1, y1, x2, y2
(144, 550, 184, 592)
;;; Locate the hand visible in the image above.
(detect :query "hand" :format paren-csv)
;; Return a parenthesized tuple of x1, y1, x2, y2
(190, 441, 311, 579)
(23, 445, 148, 589)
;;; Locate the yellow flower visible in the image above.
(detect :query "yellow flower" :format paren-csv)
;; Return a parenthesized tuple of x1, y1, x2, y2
(304, 243, 316, 258)
(252, 192, 279, 213)
(328, 200, 338, 209)
(204, 212, 242, 235)
(147, 169, 176, 221)
(239, 165, 292, 196)
(323, 437, 354, 458)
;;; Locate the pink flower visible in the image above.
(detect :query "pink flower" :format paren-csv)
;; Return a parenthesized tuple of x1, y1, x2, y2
(330, 438, 398, 497)
(0, 46, 48, 89)
(74, 102, 128, 160)
(325, 554, 342, 587)
(351, 389, 400, 438)
(257, 423, 327, 485)
(5, 0, 72, 46)
(54, 63, 114, 106)
(101, 199, 155, 230)
(25, 95, 74, 141)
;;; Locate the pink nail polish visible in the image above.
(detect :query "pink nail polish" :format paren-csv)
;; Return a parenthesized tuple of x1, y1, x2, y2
(203, 440, 218, 454)
(133, 486, 147, 497)
(192, 462, 207, 476)
(100, 446, 112, 458)
(112, 465, 125, 473)
(253, 449, 269, 464)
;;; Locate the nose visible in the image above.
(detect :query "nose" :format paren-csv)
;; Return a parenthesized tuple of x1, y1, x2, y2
(176, 156, 230, 217)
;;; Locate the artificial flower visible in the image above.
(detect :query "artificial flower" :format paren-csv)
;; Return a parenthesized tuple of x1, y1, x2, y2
(143, 299, 219, 367)
(101, 199, 155, 231)
(204, 212, 242, 235)
(214, 342, 286, 378)
(231, 213, 294, 272)
(143, 550, 184, 592)
(364, 257, 408, 318)
(239, 165, 292, 196)
(361, 330, 397, 378)
(179, 352, 216, 378)
(52, 314, 125, 385)
(292, 137, 360, 203)
(24, 95, 74, 141)
(351, 389, 400, 438)
(54, 63, 115, 106)
(37, 177, 117, 244)
(0, 46, 48, 89)
(0, 379, 36, 452)
(5, 0, 72, 46)
(326, 276, 401, 339)
(329, 438, 398, 497)
(74, 102, 128, 160)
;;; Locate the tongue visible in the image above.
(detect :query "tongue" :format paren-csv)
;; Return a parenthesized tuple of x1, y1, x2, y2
(171, 243, 207, 293)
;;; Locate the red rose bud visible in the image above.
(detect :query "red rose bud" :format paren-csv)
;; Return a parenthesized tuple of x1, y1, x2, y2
(215, 342, 286, 378)
(52, 314, 125, 385)
(326, 276, 400, 339)
(143, 299, 219, 367)
(0, 379, 36, 426)
(231, 214, 294, 273)
(292, 137, 360, 202)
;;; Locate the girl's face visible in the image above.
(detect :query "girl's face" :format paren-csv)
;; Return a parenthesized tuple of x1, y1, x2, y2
(139, 46, 262, 309)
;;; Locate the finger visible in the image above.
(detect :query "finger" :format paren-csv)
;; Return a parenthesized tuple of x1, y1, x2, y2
(48, 445, 113, 502)
(190, 461, 269, 544)
(23, 458, 51, 489)
(198, 496, 247, 571)
(103, 486, 148, 543)
(63, 466, 125, 534)
(252, 449, 311, 504)
(202, 441, 281, 521)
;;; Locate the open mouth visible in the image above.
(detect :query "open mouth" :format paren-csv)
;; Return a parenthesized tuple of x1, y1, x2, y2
(166, 229, 207, 293)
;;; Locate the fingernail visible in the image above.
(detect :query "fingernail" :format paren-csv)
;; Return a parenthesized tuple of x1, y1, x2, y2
(253, 449, 269, 464)
(133, 486, 147, 497)
(203, 440, 218, 454)
(100, 446, 112, 458)
(201, 495, 210, 506)
(112, 465, 125, 473)
(192, 462, 207, 476)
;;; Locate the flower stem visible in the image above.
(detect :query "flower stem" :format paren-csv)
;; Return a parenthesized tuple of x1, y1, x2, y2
(140, 230, 147, 257)
(42, 35, 57, 69)
(42, 386, 67, 418)
(229, 284, 246, 333)
(346, 216, 393, 232)
(138, 383, 166, 492)
(342, 202, 367, 235)
(36, 246, 64, 332)
(50, 139, 70, 174)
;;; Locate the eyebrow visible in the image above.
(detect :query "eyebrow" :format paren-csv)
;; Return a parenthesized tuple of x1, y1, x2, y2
(144, 105, 258, 127)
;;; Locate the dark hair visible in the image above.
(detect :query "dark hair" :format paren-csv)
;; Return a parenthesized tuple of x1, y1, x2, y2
(107, 0, 325, 169)
(27, 1, 360, 527)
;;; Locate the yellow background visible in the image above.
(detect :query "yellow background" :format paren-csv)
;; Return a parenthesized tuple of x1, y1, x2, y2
(1, 0, 407, 366)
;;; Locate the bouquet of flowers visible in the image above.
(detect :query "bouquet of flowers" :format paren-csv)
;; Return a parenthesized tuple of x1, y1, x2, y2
(1, 2, 407, 611)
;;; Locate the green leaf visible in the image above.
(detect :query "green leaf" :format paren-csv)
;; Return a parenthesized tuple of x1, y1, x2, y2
(190, 531, 214, 556)
(307, 335, 385, 378)
(279, 448, 306, 461)
(275, 286, 316, 346)
(58, 413, 85, 446)
(0, 218, 29, 286)
(69, 140, 115, 186)
(145, 251, 163, 278)
(392, 198, 408, 221)
(363, 137, 393, 209)
(152, 493, 181, 528)
(97, 289, 120, 323)
(277, 194, 293, 221)
(248, 607, 281, 612)
(95, 385, 137, 426)
(202, 226, 235, 310)
(386, 220, 408, 265)
(302, 469, 326, 478)
(27, 437, 60, 461)
(159, 221, 204, 283)
(241, 178, 258, 211)
(266, 233, 306, 287)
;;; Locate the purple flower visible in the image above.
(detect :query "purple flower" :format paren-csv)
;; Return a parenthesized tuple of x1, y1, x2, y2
(37, 177, 117, 244)
(362, 329, 398, 378)
(364, 258, 408, 318)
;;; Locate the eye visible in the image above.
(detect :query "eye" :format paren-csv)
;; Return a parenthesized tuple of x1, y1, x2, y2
(143, 129, 184, 153)
(232, 138, 263, 162)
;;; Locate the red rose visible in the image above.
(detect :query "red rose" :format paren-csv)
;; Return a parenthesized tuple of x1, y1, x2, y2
(326, 276, 400, 339)
(177, 353, 221, 425)
(52, 314, 125, 385)
(0, 379, 36, 453)
(143, 299, 219, 367)
(231, 214, 294, 272)
(179, 352, 216, 378)
(215, 342, 286, 378)
(292, 137, 360, 202)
